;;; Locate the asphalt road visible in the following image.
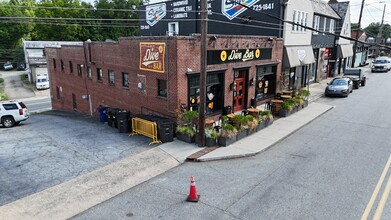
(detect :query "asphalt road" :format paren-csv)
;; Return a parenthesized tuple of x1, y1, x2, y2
(0, 70, 164, 209)
(73, 68, 391, 219)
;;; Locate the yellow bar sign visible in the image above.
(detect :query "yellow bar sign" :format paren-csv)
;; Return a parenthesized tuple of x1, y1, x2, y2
(139, 42, 165, 73)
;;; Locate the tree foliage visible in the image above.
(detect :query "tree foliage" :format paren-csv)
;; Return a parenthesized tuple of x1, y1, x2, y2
(364, 22, 391, 39)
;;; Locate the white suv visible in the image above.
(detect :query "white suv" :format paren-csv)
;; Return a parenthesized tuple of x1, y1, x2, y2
(371, 57, 391, 72)
(0, 101, 29, 128)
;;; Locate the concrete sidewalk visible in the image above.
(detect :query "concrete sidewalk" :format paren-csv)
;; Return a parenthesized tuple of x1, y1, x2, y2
(0, 79, 332, 220)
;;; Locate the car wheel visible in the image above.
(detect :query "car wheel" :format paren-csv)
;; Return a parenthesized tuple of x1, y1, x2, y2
(2, 116, 15, 128)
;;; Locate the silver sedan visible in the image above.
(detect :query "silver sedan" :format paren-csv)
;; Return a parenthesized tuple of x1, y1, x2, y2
(325, 78, 353, 97)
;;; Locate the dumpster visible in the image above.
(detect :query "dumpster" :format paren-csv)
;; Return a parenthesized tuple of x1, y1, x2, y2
(98, 106, 108, 123)
(117, 110, 131, 133)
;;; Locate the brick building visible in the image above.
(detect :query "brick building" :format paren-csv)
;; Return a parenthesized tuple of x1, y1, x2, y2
(46, 35, 283, 121)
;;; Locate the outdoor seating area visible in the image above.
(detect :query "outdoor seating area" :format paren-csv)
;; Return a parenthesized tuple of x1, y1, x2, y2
(263, 88, 311, 118)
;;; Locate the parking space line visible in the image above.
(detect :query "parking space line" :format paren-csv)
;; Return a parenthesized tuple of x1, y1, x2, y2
(361, 154, 391, 220)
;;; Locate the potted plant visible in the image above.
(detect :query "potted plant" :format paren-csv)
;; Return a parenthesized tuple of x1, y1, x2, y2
(298, 88, 310, 107)
(205, 127, 218, 147)
(287, 98, 298, 113)
(231, 114, 248, 140)
(218, 116, 238, 146)
(279, 101, 292, 117)
(175, 110, 198, 143)
(176, 126, 195, 143)
(246, 114, 258, 135)
(260, 110, 273, 127)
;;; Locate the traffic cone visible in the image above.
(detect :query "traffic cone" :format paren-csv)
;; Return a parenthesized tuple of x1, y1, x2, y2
(187, 176, 200, 202)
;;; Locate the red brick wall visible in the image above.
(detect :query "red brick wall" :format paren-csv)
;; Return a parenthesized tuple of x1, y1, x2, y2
(47, 35, 283, 121)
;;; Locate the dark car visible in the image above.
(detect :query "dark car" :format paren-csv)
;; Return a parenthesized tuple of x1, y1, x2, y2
(325, 78, 353, 97)
(17, 63, 25, 71)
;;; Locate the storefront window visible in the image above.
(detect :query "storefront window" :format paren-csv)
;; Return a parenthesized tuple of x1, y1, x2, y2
(255, 65, 276, 101)
(188, 72, 223, 115)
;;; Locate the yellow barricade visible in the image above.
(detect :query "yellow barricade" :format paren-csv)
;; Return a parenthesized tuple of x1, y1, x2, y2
(130, 117, 161, 145)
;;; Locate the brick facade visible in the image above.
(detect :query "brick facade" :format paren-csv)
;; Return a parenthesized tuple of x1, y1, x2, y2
(46, 35, 283, 122)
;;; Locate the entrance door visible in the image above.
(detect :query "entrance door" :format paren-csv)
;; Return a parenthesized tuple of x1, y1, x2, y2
(233, 70, 246, 112)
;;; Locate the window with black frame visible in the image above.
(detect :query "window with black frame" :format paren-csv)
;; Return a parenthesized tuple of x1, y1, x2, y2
(255, 65, 277, 101)
(188, 72, 223, 114)
(157, 79, 167, 97)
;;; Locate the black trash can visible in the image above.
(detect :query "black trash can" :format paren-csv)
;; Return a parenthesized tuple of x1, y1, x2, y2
(117, 110, 131, 133)
(111, 108, 119, 128)
(151, 116, 174, 143)
(106, 108, 113, 127)
(223, 106, 232, 115)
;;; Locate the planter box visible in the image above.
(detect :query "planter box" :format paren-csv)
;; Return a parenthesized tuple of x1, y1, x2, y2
(176, 132, 194, 143)
(236, 129, 248, 141)
(256, 121, 267, 131)
(218, 136, 236, 147)
(304, 100, 309, 107)
(247, 128, 257, 135)
(279, 109, 291, 117)
(205, 137, 217, 147)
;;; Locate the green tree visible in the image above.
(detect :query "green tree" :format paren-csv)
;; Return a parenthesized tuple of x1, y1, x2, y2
(0, 0, 35, 63)
(32, 0, 93, 41)
(91, 0, 142, 41)
(364, 22, 391, 39)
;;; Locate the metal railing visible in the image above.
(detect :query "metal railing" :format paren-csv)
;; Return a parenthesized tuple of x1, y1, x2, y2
(130, 117, 161, 145)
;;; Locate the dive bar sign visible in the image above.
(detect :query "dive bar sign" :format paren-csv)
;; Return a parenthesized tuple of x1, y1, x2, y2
(139, 42, 165, 73)
(207, 48, 272, 65)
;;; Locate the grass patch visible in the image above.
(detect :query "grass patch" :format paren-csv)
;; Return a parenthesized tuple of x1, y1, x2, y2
(20, 74, 27, 81)
(0, 77, 8, 100)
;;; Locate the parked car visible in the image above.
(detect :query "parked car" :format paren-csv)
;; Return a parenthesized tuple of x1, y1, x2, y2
(343, 68, 366, 89)
(3, 62, 13, 71)
(0, 101, 29, 128)
(371, 57, 391, 72)
(325, 78, 353, 97)
(17, 63, 25, 71)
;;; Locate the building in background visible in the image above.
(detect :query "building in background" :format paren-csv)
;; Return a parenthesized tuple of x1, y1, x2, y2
(350, 30, 369, 67)
(328, 0, 353, 75)
(310, 0, 340, 81)
(23, 41, 83, 83)
(281, 0, 316, 90)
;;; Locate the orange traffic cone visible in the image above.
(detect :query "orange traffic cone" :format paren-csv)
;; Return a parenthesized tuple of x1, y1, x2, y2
(187, 176, 200, 202)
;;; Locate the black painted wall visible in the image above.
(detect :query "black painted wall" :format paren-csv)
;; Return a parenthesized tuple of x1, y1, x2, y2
(139, 0, 283, 37)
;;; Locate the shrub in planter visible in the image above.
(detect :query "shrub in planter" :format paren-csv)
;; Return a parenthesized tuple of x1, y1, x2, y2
(260, 110, 273, 126)
(204, 127, 218, 147)
(218, 117, 238, 146)
(246, 114, 258, 135)
(176, 126, 195, 143)
(231, 114, 249, 140)
(279, 101, 292, 117)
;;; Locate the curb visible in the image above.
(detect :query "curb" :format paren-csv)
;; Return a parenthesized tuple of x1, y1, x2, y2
(194, 105, 334, 162)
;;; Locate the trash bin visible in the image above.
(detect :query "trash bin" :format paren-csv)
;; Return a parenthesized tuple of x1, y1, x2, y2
(223, 106, 232, 115)
(106, 108, 113, 127)
(154, 118, 174, 143)
(111, 108, 119, 128)
(117, 110, 131, 133)
(98, 106, 108, 123)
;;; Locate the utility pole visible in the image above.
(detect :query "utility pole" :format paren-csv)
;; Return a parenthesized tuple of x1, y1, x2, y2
(351, 0, 365, 68)
(198, 0, 207, 147)
(376, 4, 386, 57)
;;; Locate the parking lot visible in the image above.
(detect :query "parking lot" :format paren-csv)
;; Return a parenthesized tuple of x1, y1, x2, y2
(0, 110, 152, 206)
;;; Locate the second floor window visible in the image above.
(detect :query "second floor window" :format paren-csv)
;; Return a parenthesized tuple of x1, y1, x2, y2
(53, 59, 56, 69)
(330, 19, 335, 33)
(69, 61, 73, 74)
(313, 15, 320, 34)
(292, 10, 308, 32)
(122, 72, 129, 88)
(87, 67, 92, 79)
(77, 64, 82, 76)
(108, 70, 115, 85)
(97, 68, 102, 81)
(61, 59, 64, 70)
(158, 79, 167, 97)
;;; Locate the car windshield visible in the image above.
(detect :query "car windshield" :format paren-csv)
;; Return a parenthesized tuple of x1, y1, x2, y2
(373, 59, 387, 64)
(331, 79, 347, 86)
